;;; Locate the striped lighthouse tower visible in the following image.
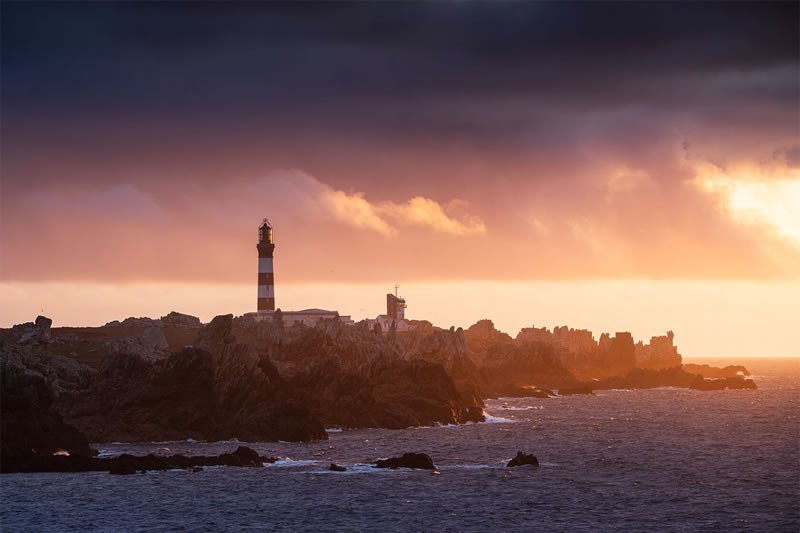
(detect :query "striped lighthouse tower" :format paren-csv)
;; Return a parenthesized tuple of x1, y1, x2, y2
(257, 218, 275, 312)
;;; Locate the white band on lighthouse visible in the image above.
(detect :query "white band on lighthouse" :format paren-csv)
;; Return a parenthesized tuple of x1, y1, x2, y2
(257, 285, 274, 299)
(258, 258, 273, 273)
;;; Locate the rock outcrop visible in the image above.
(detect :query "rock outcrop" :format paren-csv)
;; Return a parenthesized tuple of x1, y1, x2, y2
(374, 452, 437, 470)
(589, 366, 757, 391)
(234, 314, 485, 429)
(103, 326, 169, 363)
(507, 451, 539, 467)
(63, 315, 327, 443)
(160, 311, 203, 328)
(689, 375, 758, 391)
(3, 446, 277, 474)
(634, 331, 682, 370)
(682, 363, 750, 378)
(1, 341, 93, 472)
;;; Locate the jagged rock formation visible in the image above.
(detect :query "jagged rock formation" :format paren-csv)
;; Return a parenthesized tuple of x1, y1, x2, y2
(160, 311, 203, 328)
(1, 340, 93, 471)
(63, 315, 326, 443)
(233, 315, 484, 429)
(635, 331, 682, 369)
(103, 326, 169, 363)
(397, 326, 485, 406)
(464, 320, 578, 392)
(1, 310, 756, 460)
(517, 325, 595, 354)
(11, 315, 53, 344)
(464, 319, 514, 361)
(467, 320, 690, 384)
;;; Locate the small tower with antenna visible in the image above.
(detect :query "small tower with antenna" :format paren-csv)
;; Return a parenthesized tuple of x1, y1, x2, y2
(257, 218, 275, 312)
(386, 284, 407, 322)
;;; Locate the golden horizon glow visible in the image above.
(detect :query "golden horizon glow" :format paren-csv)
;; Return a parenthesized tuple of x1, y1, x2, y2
(2, 280, 798, 358)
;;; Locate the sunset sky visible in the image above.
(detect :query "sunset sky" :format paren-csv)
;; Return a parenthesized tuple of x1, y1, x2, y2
(1, 2, 798, 356)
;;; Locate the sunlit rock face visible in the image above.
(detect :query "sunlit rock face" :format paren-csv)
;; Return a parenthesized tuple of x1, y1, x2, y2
(634, 331, 682, 370)
(463, 320, 578, 391)
(516, 325, 597, 355)
(466, 320, 682, 383)
(463, 320, 514, 363)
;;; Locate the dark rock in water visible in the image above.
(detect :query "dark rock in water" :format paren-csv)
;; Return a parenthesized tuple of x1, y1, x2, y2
(230, 446, 262, 467)
(109, 455, 139, 475)
(1, 446, 271, 474)
(374, 452, 437, 470)
(593, 366, 695, 390)
(329, 463, 346, 472)
(689, 375, 758, 391)
(558, 384, 593, 395)
(507, 451, 539, 467)
(682, 363, 750, 378)
(192, 466, 203, 472)
(109, 464, 137, 475)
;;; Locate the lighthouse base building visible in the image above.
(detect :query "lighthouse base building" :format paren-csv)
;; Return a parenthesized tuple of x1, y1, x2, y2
(244, 218, 353, 327)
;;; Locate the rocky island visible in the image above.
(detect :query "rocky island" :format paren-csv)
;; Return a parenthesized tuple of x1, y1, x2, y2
(1, 312, 756, 473)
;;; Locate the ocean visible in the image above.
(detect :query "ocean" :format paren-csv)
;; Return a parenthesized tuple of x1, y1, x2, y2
(2, 357, 798, 532)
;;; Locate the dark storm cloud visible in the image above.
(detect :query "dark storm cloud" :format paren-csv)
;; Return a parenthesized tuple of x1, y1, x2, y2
(2, 2, 796, 117)
(2, 1, 796, 193)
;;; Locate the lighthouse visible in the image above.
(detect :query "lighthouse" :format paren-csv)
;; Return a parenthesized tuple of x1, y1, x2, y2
(257, 218, 275, 312)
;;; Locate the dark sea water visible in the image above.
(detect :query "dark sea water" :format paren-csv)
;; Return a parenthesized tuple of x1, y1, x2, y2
(2, 357, 798, 532)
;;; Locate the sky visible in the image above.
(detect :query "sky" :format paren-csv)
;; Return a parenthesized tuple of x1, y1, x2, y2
(1, 2, 798, 356)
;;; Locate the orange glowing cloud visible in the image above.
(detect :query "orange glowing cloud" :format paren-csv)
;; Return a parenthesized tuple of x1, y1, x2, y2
(322, 188, 486, 237)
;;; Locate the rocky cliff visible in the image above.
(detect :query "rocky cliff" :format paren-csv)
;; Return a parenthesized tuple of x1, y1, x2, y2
(1, 339, 93, 470)
(62, 314, 326, 443)
(233, 315, 485, 428)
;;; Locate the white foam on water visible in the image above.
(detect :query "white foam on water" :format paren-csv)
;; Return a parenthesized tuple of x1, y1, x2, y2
(270, 458, 319, 467)
(149, 438, 200, 445)
(439, 463, 504, 470)
(312, 464, 381, 475)
(478, 411, 516, 424)
(325, 428, 343, 433)
(96, 449, 116, 457)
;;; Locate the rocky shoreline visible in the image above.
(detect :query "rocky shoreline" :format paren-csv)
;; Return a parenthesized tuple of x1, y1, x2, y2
(1, 312, 757, 473)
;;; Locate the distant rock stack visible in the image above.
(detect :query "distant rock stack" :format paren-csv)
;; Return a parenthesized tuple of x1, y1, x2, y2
(257, 218, 276, 312)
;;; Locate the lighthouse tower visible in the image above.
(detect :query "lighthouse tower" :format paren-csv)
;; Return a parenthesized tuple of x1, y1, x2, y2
(257, 218, 275, 312)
